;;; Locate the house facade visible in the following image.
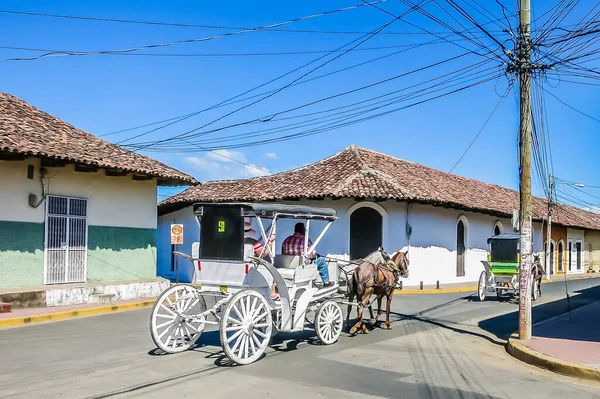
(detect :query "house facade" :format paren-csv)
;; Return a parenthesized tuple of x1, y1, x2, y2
(0, 92, 196, 304)
(155, 145, 600, 288)
(584, 230, 600, 273)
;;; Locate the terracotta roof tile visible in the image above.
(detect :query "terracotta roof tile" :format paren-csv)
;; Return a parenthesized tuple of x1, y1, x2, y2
(159, 145, 600, 230)
(0, 92, 196, 186)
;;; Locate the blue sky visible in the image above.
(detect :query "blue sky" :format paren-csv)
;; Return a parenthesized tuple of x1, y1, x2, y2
(1, 1, 599, 208)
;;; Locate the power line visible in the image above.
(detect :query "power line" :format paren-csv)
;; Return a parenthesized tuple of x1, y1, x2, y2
(0, 6, 505, 36)
(543, 87, 600, 124)
(114, 19, 405, 144)
(99, 33, 477, 139)
(448, 90, 507, 173)
(0, 2, 385, 29)
(129, 2, 429, 151)
(0, 2, 393, 62)
(129, 73, 500, 152)
(156, 63, 498, 149)
(0, 42, 472, 58)
(127, 51, 478, 148)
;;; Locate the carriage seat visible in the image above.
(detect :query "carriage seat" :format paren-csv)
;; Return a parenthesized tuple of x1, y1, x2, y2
(274, 255, 302, 281)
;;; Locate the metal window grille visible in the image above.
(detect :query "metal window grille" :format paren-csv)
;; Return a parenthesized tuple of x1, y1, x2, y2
(45, 196, 88, 284)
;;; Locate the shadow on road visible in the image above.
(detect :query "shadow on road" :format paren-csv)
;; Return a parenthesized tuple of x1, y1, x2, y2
(478, 284, 600, 341)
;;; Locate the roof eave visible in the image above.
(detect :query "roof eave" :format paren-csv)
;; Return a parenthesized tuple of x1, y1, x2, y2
(1, 149, 197, 186)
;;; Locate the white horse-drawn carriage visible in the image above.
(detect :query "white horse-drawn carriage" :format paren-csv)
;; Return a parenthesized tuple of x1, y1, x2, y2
(150, 202, 350, 365)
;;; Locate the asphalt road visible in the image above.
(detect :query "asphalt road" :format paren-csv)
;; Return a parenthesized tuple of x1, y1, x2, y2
(1, 278, 599, 399)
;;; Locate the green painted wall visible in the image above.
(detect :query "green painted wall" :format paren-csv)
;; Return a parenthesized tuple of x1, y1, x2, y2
(0, 222, 156, 288)
(87, 225, 157, 282)
(0, 221, 45, 288)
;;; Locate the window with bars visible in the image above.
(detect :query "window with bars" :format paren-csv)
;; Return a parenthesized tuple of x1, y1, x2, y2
(45, 196, 88, 284)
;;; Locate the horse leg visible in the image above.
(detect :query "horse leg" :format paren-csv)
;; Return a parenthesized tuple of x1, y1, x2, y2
(368, 303, 375, 325)
(385, 291, 393, 330)
(373, 295, 383, 324)
(360, 288, 374, 333)
(346, 293, 355, 329)
(349, 294, 363, 335)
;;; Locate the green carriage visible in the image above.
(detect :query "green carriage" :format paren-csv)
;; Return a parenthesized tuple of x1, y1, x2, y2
(478, 233, 540, 302)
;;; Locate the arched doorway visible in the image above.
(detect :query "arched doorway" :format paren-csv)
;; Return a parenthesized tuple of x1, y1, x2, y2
(558, 241, 564, 272)
(456, 219, 466, 277)
(350, 207, 382, 260)
(546, 241, 555, 275)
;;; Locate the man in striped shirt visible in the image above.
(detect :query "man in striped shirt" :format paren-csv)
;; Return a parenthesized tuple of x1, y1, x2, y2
(282, 222, 331, 286)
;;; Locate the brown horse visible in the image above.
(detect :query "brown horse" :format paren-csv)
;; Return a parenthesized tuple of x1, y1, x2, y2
(347, 250, 409, 335)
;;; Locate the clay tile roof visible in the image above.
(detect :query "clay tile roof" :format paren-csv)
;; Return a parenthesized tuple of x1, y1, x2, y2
(0, 92, 196, 186)
(158, 145, 600, 231)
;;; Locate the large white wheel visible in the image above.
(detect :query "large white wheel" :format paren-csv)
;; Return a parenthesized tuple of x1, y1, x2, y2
(219, 290, 272, 365)
(477, 271, 487, 302)
(315, 300, 343, 345)
(150, 284, 207, 354)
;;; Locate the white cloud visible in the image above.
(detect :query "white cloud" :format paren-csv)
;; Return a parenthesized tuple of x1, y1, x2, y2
(206, 149, 247, 163)
(263, 152, 278, 160)
(583, 206, 600, 214)
(243, 164, 270, 178)
(184, 154, 270, 181)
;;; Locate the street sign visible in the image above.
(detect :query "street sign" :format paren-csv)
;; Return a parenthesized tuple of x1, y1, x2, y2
(171, 224, 184, 245)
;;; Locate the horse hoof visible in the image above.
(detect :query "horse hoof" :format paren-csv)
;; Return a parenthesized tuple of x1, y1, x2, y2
(386, 323, 392, 330)
(361, 325, 369, 334)
(349, 327, 358, 335)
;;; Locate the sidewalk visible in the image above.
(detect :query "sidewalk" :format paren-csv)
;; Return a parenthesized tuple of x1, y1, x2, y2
(548, 272, 599, 282)
(0, 297, 155, 329)
(508, 301, 600, 382)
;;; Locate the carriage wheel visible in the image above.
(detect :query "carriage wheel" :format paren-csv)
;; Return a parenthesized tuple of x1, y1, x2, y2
(219, 289, 272, 365)
(477, 271, 487, 302)
(532, 279, 540, 301)
(315, 300, 343, 345)
(150, 284, 207, 354)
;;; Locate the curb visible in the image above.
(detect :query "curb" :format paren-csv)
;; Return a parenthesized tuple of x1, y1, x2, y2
(507, 338, 600, 382)
(394, 279, 553, 295)
(0, 300, 155, 329)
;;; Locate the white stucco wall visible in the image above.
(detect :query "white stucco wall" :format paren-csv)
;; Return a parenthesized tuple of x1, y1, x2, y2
(0, 159, 157, 228)
(157, 199, 545, 287)
(156, 206, 200, 282)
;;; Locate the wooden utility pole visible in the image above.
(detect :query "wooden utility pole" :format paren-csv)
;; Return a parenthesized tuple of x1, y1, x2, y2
(518, 0, 533, 340)
(545, 174, 554, 280)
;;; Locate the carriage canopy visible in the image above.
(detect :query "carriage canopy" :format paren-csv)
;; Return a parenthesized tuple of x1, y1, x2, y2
(193, 202, 337, 220)
(193, 202, 337, 261)
(487, 233, 520, 265)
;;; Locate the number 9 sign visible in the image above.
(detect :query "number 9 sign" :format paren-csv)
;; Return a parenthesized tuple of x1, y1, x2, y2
(218, 220, 225, 233)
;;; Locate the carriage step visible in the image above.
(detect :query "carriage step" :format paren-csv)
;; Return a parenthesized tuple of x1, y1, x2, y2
(89, 294, 116, 305)
(0, 303, 11, 314)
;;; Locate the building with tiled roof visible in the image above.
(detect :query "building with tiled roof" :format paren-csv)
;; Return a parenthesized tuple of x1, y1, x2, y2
(157, 145, 600, 286)
(0, 92, 195, 302)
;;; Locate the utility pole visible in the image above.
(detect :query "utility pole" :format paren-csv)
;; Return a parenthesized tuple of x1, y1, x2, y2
(518, 0, 533, 340)
(545, 174, 554, 280)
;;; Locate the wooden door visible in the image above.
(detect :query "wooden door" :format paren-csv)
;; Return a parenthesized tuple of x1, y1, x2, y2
(350, 207, 382, 260)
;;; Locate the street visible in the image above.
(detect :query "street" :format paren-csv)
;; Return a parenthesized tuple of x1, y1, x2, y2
(1, 279, 599, 399)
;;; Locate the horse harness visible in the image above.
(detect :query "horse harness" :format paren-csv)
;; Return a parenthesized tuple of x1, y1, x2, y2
(364, 259, 401, 291)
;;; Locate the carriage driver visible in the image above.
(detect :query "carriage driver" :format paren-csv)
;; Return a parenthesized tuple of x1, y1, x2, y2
(282, 222, 332, 287)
